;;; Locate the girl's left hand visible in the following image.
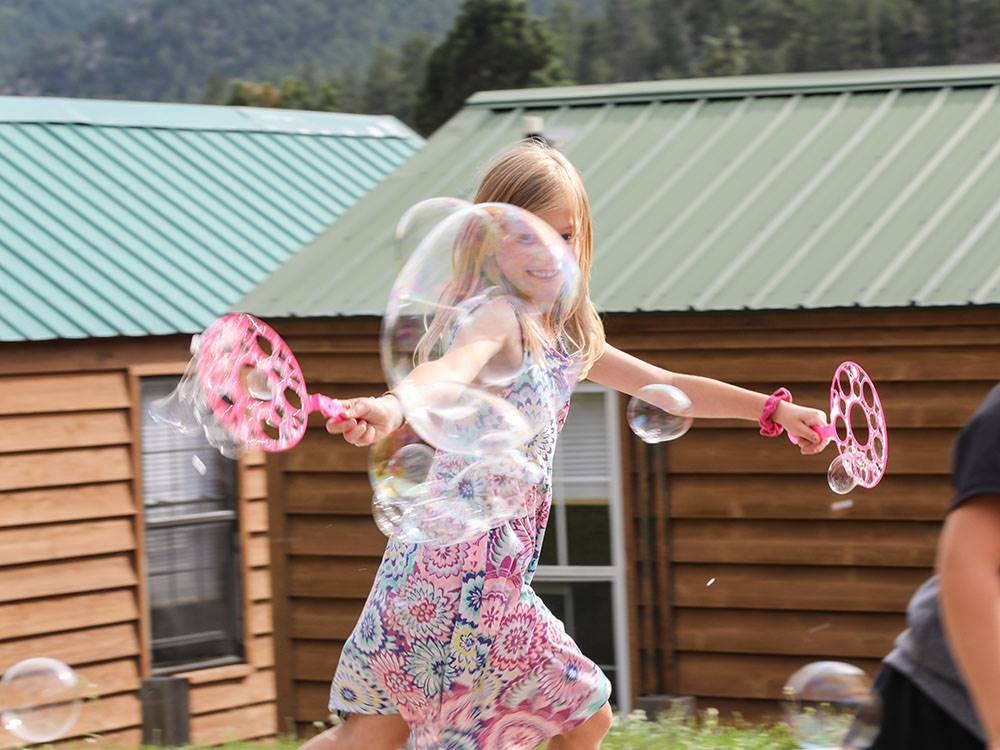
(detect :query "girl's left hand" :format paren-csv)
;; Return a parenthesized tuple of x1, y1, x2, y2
(774, 402, 830, 455)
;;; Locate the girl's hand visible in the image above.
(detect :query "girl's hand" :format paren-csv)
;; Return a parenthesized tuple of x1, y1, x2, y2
(774, 401, 830, 455)
(325, 394, 403, 447)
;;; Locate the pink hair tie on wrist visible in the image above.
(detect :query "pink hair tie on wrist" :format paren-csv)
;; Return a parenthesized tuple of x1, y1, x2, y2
(759, 387, 793, 437)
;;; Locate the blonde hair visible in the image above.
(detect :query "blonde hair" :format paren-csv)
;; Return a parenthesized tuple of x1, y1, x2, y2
(472, 140, 605, 374)
(413, 140, 606, 378)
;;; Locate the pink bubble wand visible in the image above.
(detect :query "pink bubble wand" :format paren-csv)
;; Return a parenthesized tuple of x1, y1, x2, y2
(196, 313, 346, 452)
(789, 361, 888, 489)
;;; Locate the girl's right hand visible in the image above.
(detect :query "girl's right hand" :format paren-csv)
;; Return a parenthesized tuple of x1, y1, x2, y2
(325, 394, 403, 446)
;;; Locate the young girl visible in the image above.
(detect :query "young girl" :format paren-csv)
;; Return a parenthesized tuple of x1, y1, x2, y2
(310, 140, 829, 750)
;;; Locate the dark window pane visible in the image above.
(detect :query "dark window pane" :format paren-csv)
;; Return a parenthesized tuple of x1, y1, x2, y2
(538, 513, 560, 566)
(565, 503, 611, 566)
(534, 581, 616, 669)
(146, 522, 243, 669)
(140, 377, 243, 671)
(534, 580, 618, 705)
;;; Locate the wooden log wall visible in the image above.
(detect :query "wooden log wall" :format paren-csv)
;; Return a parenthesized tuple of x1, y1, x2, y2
(264, 307, 999, 727)
(264, 318, 386, 733)
(612, 306, 999, 719)
(0, 336, 278, 746)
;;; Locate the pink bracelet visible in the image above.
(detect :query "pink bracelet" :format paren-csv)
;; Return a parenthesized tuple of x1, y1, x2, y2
(759, 387, 792, 437)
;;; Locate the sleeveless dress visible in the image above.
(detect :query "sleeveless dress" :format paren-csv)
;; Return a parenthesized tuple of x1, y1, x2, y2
(328, 342, 612, 749)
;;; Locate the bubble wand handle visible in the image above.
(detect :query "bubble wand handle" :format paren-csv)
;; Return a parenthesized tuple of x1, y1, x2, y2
(787, 423, 837, 445)
(308, 393, 346, 423)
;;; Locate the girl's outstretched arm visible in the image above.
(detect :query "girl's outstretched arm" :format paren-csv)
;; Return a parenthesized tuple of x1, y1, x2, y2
(328, 299, 520, 446)
(587, 344, 828, 453)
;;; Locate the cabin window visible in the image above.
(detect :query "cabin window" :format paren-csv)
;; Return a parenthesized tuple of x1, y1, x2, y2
(535, 385, 631, 711)
(139, 377, 244, 672)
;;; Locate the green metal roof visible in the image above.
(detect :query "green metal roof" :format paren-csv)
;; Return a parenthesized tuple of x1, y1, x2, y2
(0, 96, 422, 341)
(242, 64, 1000, 319)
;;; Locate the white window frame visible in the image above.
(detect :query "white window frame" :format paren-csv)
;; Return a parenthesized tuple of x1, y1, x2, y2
(535, 382, 631, 713)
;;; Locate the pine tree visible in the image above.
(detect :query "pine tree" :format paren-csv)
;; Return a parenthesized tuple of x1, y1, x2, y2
(413, 0, 564, 135)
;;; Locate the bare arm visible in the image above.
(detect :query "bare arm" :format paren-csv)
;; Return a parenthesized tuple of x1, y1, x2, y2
(937, 496, 1000, 747)
(328, 300, 518, 445)
(586, 343, 828, 452)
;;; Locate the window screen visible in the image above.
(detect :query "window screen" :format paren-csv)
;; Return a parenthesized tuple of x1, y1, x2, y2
(140, 377, 244, 671)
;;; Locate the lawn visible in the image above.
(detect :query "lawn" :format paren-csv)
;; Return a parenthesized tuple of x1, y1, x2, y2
(69, 709, 800, 750)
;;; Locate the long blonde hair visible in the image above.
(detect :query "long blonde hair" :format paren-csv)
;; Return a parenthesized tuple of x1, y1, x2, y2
(472, 140, 605, 374)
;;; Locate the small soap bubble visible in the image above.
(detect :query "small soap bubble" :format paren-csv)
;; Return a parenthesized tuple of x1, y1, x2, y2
(783, 661, 881, 749)
(0, 658, 83, 743)
(191, 455, 207, 475)
(830, 499, 854, 511)
(244, 367, 273, 401)
(626, 384, 693, 443)
(828, 454, 858, 495)
(706, 577, 716, 587)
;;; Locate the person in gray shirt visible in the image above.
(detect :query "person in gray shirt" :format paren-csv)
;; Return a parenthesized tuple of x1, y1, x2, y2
(870, 384, 1000, 750)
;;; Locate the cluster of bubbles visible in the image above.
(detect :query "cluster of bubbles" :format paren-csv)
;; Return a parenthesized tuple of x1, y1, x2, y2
(1, 658, 83, 744)
(148, 330, 249, 459)
(783, 661, 881, 749)
(368, 422, 544, 544)
(371, 199, 582, 543)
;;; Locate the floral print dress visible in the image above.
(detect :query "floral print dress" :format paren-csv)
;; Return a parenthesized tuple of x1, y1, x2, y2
(328, 343, 612, 749)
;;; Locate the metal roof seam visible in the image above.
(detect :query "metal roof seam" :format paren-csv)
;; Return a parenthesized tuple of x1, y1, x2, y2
(142, 128, 301, 263)
(1, 144, 195, 331)
(561, 103, 614, 158)
(214, 130, 347, 224)
(806, 85, 999, 306)
(915, 193, 1000, 303)
(6, 124, 231, 314)
(748, 87, 949, 308)
(695, 89, 898, 308)
(594, 98, 751, 308)
(174, 129, 329, 240)
(591, 99, 705, 215)
(861, 98, 1000, 305)
(637, 95, 801, 308)
(81, 125, 271, 284)
(971, 260, 1000, 303)
(257, 133, 361, 210)
(580, 101, 661, 182)
(685, 92, 851, 309)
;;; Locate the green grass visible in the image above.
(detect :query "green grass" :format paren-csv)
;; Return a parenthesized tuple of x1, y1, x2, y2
(601, 709, 798, 749)
(65, 709, 799, 749)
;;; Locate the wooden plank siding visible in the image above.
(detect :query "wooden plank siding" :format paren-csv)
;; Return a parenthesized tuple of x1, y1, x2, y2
(0, 335, 277, 746)
(258, 308, 998, 728)
(263, 319, 386, 731)
(610, 307, 1000, 715)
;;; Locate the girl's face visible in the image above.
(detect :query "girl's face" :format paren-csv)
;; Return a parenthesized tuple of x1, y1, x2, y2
(494, 206, 578, 307)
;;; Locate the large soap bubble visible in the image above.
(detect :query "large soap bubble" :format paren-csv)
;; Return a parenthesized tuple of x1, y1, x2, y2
(395, 197, 472, 263)
(394, 380, 534, 456)
(783, 661, 881, 749)
(381, 202, 581, 455)
(1, 658, 83, 743)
